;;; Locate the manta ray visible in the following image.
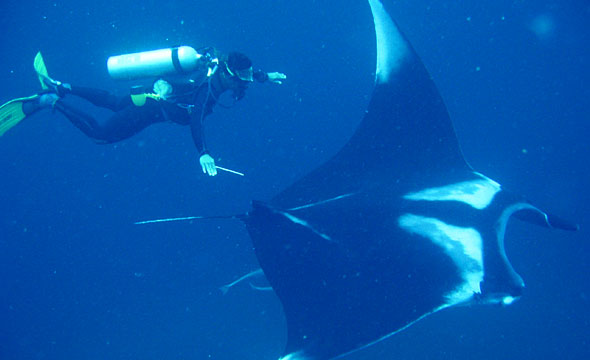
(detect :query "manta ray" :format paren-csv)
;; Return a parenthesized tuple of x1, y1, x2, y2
(137, 0, 577, 359)
(240, 1, 578, 359)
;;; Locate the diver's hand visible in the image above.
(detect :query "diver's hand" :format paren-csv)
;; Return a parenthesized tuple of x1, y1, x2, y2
(153, 79, 173, 100)
(267, 72, 286, 84)
(199, 154, 217, 176)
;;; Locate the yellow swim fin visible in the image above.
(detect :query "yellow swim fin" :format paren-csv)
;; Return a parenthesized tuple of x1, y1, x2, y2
(0, 52, 57, 136)
(0, 95, 39, 136)
(34, 51, 50, 90)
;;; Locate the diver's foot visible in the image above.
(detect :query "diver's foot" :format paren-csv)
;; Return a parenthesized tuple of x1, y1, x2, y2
(37, 93, 59, 108)
(40, 75, 71, 97)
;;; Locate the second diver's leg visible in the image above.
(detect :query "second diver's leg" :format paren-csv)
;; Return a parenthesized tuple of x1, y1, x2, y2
(52, 100, 108, 140)
(21, 93, 60, 116)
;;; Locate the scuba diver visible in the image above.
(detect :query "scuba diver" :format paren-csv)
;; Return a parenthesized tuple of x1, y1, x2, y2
(0, 47, 286, 176)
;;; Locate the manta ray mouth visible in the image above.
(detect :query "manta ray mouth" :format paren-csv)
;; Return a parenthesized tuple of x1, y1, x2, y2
(475, 291, 522, 306)
(477, 276, 525, 306)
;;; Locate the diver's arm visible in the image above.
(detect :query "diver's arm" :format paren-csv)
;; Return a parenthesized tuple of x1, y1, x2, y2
(253, 70, 269, 83)
(253, 70, 287, 84)
(189, 111, 217, 176)
(189, 111, 208, 156)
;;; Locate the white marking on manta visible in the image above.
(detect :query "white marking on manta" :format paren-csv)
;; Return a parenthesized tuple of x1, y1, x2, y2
(279, 351, 312, 360)
(249, 283, 273, 292)
(219, 268, 264, 295)
(368, 0, 409, 83)
(502, 296, 517, 306)
(398, 214, 483, 305)
(288, 192, 356, 211)
(280, 212, 333, 241)
(403, 173, 501, 209)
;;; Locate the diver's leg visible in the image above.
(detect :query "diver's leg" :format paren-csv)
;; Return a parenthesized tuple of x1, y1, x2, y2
(52, 100, 107, 140)
(21, 93, 59, 116)
(64, 86, 132, 111)
(39, 71, 130, 112)
(54, 98, 164, 143)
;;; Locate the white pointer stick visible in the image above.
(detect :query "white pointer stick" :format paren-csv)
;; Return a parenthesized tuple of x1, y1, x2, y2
(135, 216, 205, 225)
(215, 166, 244, 176)
(135, 213, 237, 225)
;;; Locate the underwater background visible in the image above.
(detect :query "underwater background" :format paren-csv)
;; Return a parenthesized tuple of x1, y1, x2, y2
(0, 0, 588, 359)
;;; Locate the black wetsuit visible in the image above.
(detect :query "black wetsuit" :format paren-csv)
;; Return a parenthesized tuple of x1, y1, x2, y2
(49, 65, 268, 156)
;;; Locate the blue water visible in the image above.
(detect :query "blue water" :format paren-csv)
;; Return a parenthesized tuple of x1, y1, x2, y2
(0, 1, 588, 359)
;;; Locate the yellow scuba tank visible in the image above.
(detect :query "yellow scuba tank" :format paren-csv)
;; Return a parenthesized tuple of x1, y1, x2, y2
(107, 46, 203, 80)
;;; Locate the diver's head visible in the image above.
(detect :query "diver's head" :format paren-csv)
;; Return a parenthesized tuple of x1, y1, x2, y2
(225, 51, 254, 82)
